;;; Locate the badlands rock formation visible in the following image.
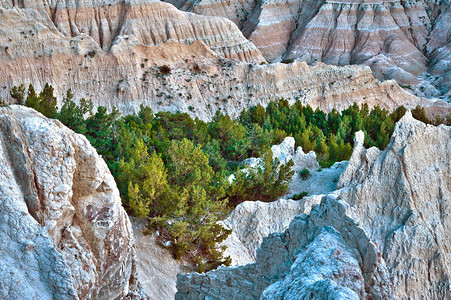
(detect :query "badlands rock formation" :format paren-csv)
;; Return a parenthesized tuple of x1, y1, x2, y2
(0, 106, 134, 299)
(176, 112, 450, 299)
(0, 0, 263, 63)
(176, 195, 393, 299)
(221, 198, 314, 265)
(168, 0, 451, 98)
(337, 111, 451, 299)
(1, 2, 446, 121)
(222, 137, 328, 265)
(178, 112, 451, 299)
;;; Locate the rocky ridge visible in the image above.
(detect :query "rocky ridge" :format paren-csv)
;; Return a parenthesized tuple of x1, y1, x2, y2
(0, 106, 135, 299)
(176, 111, 451, 299)
(166, 0, 451, 99)
(337, 111, 451, 299)
(222, 137, 324, 266)
(1, 4, 447, 121)
(176, 195, 393, 299)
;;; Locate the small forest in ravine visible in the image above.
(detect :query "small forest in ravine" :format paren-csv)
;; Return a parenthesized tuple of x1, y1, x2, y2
(3, 83, 450, 271)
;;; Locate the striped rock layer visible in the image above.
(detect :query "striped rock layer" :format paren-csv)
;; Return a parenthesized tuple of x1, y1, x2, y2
(1, 6, 447, 121)
(0, 0, 264, 63)
(164, 0, 451, 97)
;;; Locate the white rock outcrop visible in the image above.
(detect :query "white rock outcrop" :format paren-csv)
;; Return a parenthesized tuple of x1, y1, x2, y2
(242, 136, 319, 170)
(289, 161, 347, 198)
(271, 137, 319, 170)
(223, 137, 341, 265)
(337, 111, 451, 299)
(132, 219, 183, 299)
(176, 195, 393, 299)
(0, 106, 134, 299)
(221, 199, 313, 265)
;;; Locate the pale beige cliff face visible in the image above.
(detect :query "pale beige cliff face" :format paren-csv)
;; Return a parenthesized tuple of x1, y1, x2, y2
(165, 0, 451, 98)
(1, 5, 449, 121)
(132, 219, 183, 300)
(1, 6, 446, 122)
(0, 106, 135, 299)
(0, 0, 264, 63)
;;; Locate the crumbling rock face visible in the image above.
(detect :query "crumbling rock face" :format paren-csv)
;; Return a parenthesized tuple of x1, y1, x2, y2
(176, 195, 393, 299)
(221, 198, 311, 265)
(337, 111, 451, 299)
(132, 219, 183, 300)
(0, 5, 446, 121)
(0, 0, 264, 63)
(222, 138, 345, 266)
(270, 136, 319, 170)
(0, 106, 134, 299)
(167, 0, 451, 98)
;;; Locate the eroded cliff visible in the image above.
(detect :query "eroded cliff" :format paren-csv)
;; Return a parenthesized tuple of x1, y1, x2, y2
(176, 196, 393, 299)
(337, 111, 451, 299)
(176, 111, 451, 299)
(1, 4, 446, 121)
(166, 0, 451, 98)
(0, 106, 135, 299)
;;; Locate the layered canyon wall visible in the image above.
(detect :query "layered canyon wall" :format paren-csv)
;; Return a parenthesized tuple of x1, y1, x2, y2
(1, 2, 447, 121)
(166, 0, 451, 98)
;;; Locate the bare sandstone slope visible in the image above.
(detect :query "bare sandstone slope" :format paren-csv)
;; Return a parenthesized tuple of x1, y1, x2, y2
(0, 0, 264, 63)
(166, 0, 451, 98)
(337, 111, 451, 299)
(132, 219, 183, 300)
(0, 106, 134, 299)
(1, 5, 448, 121)
(176, 195, 393, 299)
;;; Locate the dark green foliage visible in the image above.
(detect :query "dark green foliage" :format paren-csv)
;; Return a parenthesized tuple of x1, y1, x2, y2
(299, 168, 310, 180)
(281, 58, 294, 64)
(38, 83, 58, 118)
(10, 84, 26, 105)
(86, 50, 96, 58)
(118, 141, 169, 217)
(58, 89, 93, 133)
(226, 150, 295, 206)
(24, 83, 58, 118)
(292, 191, 308, 200)
(412, 105, 431, 124)
(85, 106, 120, 161)
(25, 84, 39, 108)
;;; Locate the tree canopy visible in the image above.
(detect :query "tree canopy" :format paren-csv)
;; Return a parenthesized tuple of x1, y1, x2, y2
(6, 83, 450, 271)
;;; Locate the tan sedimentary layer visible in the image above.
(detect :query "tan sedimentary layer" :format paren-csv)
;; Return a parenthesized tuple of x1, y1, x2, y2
(166, 0, 450, 95)
(0, 6, 448, 121)
(0, 0, 264, 63)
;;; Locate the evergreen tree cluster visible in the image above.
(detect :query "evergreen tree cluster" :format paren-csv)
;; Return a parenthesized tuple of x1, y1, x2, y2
(4, 84, 450, 271)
